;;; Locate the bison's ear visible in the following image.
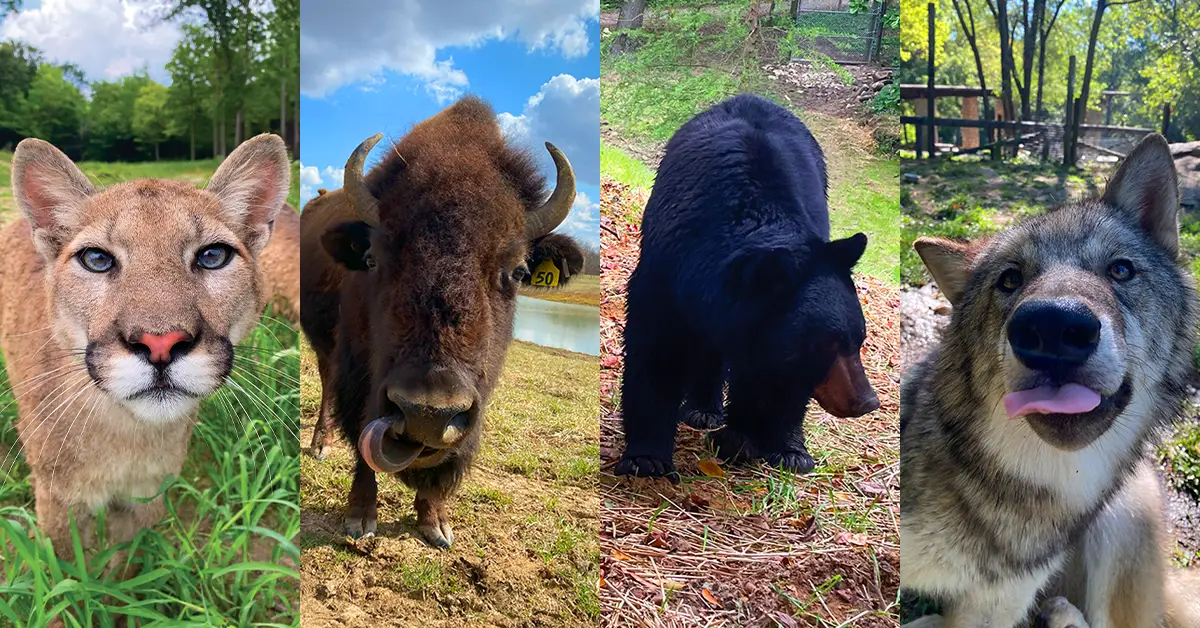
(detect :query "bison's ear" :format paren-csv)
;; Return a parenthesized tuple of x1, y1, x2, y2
(12, 138, 95, 260)
(322, 221, 374, 271)
(524, 233, 586, 286)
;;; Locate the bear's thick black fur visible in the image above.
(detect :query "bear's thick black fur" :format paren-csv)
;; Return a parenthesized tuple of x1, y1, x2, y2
(615, 93, 870, 478)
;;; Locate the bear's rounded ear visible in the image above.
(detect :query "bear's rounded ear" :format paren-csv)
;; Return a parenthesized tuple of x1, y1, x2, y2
(726, 246, 800, 299)
(825, 233, 867, 269)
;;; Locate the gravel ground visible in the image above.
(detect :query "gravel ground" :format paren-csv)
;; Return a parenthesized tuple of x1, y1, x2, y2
(901, 283, 1200, 560)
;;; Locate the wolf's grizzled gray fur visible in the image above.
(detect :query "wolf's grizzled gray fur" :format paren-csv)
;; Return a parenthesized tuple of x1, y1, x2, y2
(901, 133, 1200, 627)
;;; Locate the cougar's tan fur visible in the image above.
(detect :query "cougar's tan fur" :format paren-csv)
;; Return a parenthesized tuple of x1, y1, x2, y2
(4, 133, 290, 557)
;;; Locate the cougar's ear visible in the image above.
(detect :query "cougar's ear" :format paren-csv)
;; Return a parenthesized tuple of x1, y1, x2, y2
(1102, 133, 1180, 257)
(11, 138, 95, 260)
(207, 133, 291, 257)
(914, 237, 971, 305)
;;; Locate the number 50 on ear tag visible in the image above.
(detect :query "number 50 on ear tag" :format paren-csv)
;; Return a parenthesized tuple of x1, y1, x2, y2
(531, 259, 560, 287)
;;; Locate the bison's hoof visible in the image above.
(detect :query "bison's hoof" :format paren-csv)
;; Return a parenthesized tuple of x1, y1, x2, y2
(681, 408, 724, 430)
(344, 516, 377, 539)
(419, 520, 454, 549)
(614, 455, 679, 483)
(763, 450, 816, 474)
(1034, 597, 1089, 628)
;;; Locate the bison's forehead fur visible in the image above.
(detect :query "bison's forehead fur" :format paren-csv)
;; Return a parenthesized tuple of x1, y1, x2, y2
(364, 95, 550, 249)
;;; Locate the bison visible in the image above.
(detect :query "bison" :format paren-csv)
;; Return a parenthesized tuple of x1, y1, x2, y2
(300, 96, 585, 547)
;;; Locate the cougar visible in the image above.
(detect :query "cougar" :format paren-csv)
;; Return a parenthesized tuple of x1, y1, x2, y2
(4, 133, 290, 558)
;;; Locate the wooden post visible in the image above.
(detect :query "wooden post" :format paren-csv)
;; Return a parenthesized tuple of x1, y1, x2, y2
(915, 100, 927, 159)
(962, 96, 980, 149)
(1162, 103, 1171, 136)
(1063, 55, 1076, 166)
(1104, 93, 1113, 126)
(926, 3, 936, 157)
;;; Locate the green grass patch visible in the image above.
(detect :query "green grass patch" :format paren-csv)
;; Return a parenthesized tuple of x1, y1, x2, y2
(600, 141, 655, 190)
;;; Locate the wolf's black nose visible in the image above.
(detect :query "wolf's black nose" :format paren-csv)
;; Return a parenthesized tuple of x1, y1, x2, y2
(1007, 299, 1101, 371)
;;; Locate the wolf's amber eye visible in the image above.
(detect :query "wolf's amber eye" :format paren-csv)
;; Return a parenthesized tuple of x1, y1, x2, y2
(997, 268, 1023, 292)
(1108, 259, 1135, 282)
(77, 248, 114, 273)
(196, 244, 233, 270)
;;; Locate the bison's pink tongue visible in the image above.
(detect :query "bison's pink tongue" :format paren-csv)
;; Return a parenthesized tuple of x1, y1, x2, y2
(1003, 384, 1102, 419)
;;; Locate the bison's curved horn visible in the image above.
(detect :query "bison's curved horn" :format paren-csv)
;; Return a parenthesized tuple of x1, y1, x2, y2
(525, 142, 576, 239)
(345, 133, 384, 226)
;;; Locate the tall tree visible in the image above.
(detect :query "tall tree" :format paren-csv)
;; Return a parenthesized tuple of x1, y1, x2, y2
(133, 82, 170, 160)
(24, 65, 86, 158)
(167, 25, 213, 160)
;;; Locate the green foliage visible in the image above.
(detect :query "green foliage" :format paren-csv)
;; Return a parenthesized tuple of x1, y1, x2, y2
(132, 82, 170, 158)
(1163, 421, 1200, 499)
(23, 65, 86, 156)
(872, 82, 901, 115)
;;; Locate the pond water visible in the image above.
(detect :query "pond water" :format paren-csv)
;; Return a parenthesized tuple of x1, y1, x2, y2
(513, 296, 600, 356)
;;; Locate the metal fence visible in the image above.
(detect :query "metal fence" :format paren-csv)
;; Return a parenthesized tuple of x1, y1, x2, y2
(791, 1, 897, 65)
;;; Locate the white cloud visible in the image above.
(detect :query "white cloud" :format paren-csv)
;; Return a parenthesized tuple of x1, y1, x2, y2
(299, 163, 322, 206)
(322, 166, 345, 188)
(561, 190, 599, 243)
(300, 0, 595, 99)
(2, 0, 182, 84)
(501, 74, 600, 186)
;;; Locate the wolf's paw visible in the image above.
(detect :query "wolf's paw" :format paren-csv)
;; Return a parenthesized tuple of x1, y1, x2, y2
(1034, 597, 1089, 628)
(614, 455, 678, 482)
(763, 449, 816, 474)
(343, 514, 377, 539)
(681, 407, 724, 430)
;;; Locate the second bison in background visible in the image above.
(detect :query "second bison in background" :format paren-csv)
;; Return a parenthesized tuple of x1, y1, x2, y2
(616, 93, 879, 479)
(299, 96, 585, 547)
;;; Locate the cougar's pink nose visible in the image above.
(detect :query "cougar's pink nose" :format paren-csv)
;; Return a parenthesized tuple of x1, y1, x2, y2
(133, 331, 194, 365)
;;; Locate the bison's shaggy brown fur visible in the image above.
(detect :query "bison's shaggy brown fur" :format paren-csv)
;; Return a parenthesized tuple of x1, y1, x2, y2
(300, 96, 585, 547)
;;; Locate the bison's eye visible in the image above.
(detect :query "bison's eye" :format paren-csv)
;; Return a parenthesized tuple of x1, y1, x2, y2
(77, 248, 115, 273)
(997, 268, 1023, 293)
(1108, 259, 1135, 282)
(196, 244, 233, 270)
(512, 263, 530, 283)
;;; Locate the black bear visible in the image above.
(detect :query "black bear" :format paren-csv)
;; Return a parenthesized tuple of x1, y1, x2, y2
(614, 93, 880, 478)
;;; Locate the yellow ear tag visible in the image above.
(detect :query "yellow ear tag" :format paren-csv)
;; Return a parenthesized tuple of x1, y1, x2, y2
(531, 259, 560, 287)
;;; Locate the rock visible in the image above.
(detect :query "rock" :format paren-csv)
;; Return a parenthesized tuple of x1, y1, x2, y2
(872, 80, 887, 91)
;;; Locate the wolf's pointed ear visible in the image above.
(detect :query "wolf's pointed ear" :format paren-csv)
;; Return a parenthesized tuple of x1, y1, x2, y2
(207, 133, 291, 257)
(12, 138, 95, 259)
(1102, 133, 1180, 257)
(825, 232, 867, 269)
(915, 237, 970, 304)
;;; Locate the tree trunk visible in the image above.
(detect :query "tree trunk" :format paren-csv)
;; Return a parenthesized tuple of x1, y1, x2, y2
(617, 0, 647, 28)
(1021, 0, 1045, 121)
(190, 118, 195, 161)
(1070, 0, 1109, 165)
(154, 142, 160, 161)
(293, 98, 300, 160)
(280, 57, 288, 151)
(951, 0, 992, 154)
(235, 107, 244, 147)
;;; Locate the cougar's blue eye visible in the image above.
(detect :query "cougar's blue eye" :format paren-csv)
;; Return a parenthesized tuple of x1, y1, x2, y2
(77, 248, 114, 273)
(196, 244, 233, 270)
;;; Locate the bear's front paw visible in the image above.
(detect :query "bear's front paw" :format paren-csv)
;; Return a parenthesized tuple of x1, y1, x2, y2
(681, 407, 725, 430)
(763, 450, 815, 474)
(707, 427, 755, 463)
(614, 455, 678, 482)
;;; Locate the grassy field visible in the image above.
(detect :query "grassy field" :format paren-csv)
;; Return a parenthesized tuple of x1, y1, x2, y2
(0, 154, 301, 624)
(521, 274, 602, 307)
(599, 4, 901, 624)
(298, 340, 600, 626)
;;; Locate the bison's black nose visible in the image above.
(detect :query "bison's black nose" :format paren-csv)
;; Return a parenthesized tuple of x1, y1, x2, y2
(1007, 299, 1101, 371)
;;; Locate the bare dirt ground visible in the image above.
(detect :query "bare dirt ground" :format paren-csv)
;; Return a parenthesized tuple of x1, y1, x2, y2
(299, 341, 601, 627)
(599, 180, 900, 626)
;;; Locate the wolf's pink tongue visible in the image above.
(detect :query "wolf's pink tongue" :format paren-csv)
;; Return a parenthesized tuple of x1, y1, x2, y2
(1003, 384, 1102, 419)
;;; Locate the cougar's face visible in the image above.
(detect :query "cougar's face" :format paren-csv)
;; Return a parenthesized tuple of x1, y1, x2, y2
(50, 181, 264, 423)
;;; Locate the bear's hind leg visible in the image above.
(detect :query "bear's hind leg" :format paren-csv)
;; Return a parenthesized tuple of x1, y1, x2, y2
(710, 374, 815, 473)
(680, 351, 725, 430)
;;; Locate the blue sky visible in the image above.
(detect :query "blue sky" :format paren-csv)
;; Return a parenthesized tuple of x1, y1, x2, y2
(298, 0, 600, 247)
